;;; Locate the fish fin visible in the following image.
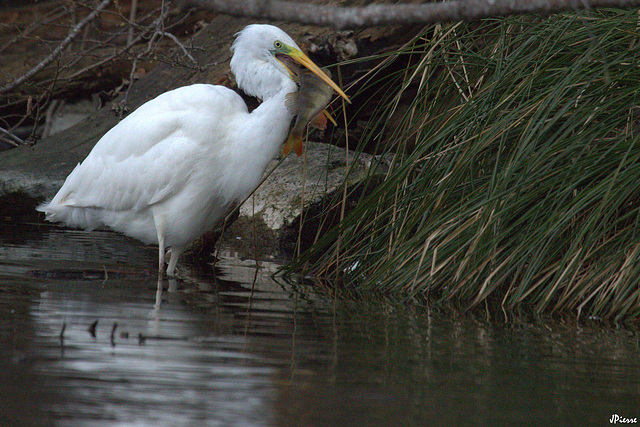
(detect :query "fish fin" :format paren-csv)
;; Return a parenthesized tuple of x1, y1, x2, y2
(285, 92, 298, 116)
(283, 133, 304, 157)
(310, 108, 336, 130)
(310, 112, 327, 130)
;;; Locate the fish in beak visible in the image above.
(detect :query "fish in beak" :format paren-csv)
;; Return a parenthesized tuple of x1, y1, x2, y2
(276, 47, 348, 156)
(283, 66, 337, 156)
(275, 47, 350, 104)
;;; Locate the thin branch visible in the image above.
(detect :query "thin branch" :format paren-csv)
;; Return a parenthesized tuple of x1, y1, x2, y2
(58, 17, 156, 83)
(0, 0, 113, 95)
(0, 126, 25, 147)
(187, 0, 640, 29)
(161, 31, 198, 65)
(0, 5, 72, 55)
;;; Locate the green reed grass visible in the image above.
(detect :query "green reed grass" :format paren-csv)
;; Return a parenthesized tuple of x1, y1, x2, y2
(291, 9, 640, 321)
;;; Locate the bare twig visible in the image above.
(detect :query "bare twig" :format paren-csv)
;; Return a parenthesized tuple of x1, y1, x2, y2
(53, 6, 164, 83)
(188, 0, 640, 29)
(0, 0, 113, 95)
(0, 5, 72, 55)
(0, 126, 26, 147)
(162, 31, 198, 64)
(121, 5, 172, 112)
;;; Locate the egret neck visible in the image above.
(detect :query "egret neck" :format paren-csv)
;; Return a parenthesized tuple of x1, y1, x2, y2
(221, 81, 297, 205)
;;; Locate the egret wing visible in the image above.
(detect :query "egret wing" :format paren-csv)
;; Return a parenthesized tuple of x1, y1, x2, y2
(50, 85, 247, 213)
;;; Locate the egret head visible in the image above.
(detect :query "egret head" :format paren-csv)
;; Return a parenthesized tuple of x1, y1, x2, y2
(231, 24, 349, 103)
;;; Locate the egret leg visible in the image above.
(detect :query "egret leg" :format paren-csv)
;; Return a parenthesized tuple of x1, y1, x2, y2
(158, 243, 166, 276)
(156, 229, 167, 276)
(154, 212, 169, 276)
(166, 246, 183, 277)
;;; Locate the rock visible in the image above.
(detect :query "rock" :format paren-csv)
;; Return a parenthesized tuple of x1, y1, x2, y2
(43, 98, 99, 138)
(219, 141, 389, 257)
(240, 141, 378, 230)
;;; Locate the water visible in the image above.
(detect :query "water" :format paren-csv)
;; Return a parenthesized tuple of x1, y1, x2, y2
(1, 223, 639, 426)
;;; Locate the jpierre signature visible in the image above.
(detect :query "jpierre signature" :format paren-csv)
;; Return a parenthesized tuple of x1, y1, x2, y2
(610, 414, 638, 424)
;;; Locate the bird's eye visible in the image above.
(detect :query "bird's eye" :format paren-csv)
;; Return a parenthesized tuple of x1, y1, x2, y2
(274, 41, 283, 49)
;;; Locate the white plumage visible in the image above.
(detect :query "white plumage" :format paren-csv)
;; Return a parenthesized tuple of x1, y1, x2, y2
(38, 24, 348, 276)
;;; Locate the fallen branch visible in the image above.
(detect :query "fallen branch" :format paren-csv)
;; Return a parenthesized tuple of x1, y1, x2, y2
(187, 0, 640, 29)
(0, 0, 113, 95)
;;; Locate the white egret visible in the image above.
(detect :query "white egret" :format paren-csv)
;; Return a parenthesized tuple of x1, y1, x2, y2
(38, 24, 349, 276)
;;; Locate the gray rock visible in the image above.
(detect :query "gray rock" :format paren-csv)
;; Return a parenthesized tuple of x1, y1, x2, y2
(239, 141, 384, 231)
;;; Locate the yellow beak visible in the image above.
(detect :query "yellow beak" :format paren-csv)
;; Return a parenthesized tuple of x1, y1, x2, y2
(283, 49, 351, 104)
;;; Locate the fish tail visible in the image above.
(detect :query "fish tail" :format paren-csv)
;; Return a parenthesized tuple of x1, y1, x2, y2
(283, 132, 304, 157)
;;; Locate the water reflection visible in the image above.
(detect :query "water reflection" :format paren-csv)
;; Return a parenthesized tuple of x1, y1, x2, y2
(30, 275, 282, 426)
(0, 223, 639, 426)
